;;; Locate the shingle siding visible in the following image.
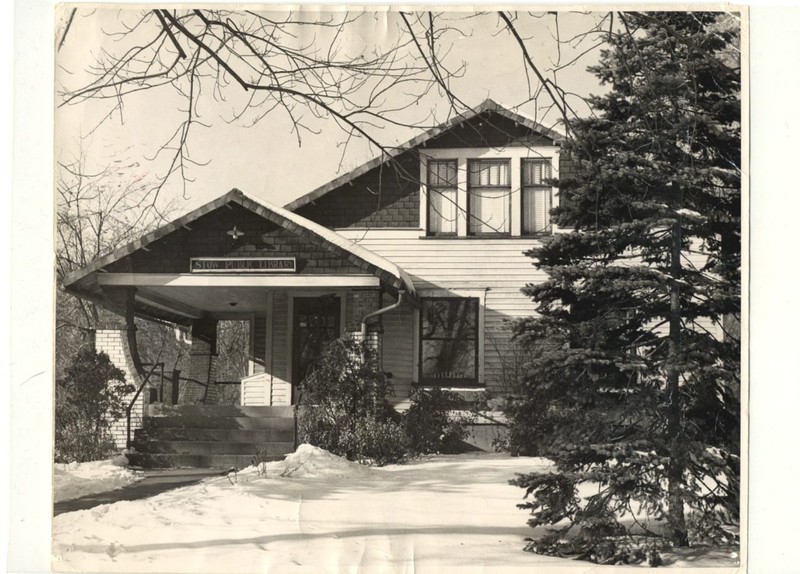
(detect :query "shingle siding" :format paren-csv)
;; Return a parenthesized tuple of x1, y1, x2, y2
(425, 112, 555, 149)
(296, 152, 420, 229)
(104, 203, 366, 275)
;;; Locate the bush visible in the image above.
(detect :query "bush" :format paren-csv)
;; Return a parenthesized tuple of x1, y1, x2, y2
(499, 395, 579, 456)
(297, 337, 406, 465)
(404, 387, 473, 455)
(54, 348, 135, 463)
(341, 417, 409, 466)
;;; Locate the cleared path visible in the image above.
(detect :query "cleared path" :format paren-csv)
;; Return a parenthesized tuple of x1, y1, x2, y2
(53, 468, 228, 516)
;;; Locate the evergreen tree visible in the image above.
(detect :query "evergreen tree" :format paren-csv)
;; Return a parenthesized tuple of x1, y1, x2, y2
(508, 12, 741, 563)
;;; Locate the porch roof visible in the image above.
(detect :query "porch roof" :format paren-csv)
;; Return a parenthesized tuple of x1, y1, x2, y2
(63, 189, 416, 322)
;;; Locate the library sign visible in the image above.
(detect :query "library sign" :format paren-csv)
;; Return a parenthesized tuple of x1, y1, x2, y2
(190, 257, 297, 273)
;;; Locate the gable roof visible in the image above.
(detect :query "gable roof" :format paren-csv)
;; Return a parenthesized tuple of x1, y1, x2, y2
(63, 188, 416, 297)
(284, 99, 565, 212)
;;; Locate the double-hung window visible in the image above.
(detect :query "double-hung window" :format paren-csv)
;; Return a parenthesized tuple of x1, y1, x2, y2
(521, 158, 553, 234)
(426, 160, 458, 235)
(468, 160, 511, 235)
(419, 298, 479, 385)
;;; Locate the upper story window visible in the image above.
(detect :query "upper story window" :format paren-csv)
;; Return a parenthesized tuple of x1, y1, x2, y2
(521, 158, 553, 234)
(468, 160, 511, 235)
(427, 160, 458, 235)
(420, 146, 559, 238)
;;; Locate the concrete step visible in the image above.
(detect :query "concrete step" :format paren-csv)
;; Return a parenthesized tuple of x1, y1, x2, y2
(130, 440, 295, 456)
(144, 415, 296, 431)
(148, 405, 294, 418)
(134, 427, 295, 443)
(126, 452, 285, 470)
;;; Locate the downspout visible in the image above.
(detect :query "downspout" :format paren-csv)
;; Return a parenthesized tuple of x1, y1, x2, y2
(360, 289, 411, 338)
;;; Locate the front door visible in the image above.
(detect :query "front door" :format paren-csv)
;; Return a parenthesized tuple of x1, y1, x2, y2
(292, 296, 341, 389)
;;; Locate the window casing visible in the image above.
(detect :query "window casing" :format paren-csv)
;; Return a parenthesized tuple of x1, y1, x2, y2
(468, 159, 511, 235)
(419, 297, 479, 386)
(427, 160, 458, 235)
(521, 158, 553, 234)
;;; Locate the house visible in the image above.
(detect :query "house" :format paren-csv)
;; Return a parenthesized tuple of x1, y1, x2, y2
(63, 99, 571, 467)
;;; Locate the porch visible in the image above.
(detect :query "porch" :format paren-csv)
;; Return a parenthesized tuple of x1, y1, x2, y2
(62, 190, 418, 467)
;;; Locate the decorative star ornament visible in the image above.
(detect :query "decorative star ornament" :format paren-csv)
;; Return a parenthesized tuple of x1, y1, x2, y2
(227, 226, 245, 240)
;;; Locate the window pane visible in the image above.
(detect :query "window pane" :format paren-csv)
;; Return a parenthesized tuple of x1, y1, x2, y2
(421, 298, 477, 338)
(428, 188, 457, 234)
(522, 159, 551, 185)
(522, 159, 553, 234)
(469, 160, 509, 187)
(420, 298, 478, 384)
(428, 160, 457, 235)
(469, 189, 509, 234)
(428, 160, 457, 187)
(421, 339, 476, 381)
(522, 187, 552, 233)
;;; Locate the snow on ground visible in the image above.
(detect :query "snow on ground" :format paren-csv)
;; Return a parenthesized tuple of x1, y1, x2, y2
(53, 455, 144, 503)
(52, 446, 739, 573)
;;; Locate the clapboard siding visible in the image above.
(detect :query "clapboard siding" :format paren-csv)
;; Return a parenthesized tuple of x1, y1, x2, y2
(334, 230, 544, 394)
(337, 234, 548, 293)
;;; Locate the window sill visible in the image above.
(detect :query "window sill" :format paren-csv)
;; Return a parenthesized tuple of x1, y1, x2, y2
(414, 382, 484, 389)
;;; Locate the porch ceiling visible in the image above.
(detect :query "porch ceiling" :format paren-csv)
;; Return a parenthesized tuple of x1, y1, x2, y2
(137, 286, 270, 317)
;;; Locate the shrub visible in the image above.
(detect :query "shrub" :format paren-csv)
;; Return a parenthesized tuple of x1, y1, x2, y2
(297, 337, 405, 465)
(54, 348, 135, 463)
(404, 387, 473, 455)
(341, 417, 409, 466)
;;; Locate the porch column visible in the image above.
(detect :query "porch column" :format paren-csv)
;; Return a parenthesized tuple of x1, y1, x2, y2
(346, 289, 384, 358)
(179, 317, 219, 405)
(94, 322, 145, 449)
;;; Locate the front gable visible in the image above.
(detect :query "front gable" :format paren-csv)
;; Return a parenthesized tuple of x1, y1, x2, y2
(104, 202, 366, 276)
(287, 100, 563, 231)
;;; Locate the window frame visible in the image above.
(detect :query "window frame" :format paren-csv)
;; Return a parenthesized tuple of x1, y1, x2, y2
(466, 158, 512, 236)
(426, 159, 459, 237)
(520, 157, 554, 236)
(417, 296, 480, 387)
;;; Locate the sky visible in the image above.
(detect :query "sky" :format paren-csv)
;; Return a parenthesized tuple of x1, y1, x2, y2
(54, 8, 608, 216)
